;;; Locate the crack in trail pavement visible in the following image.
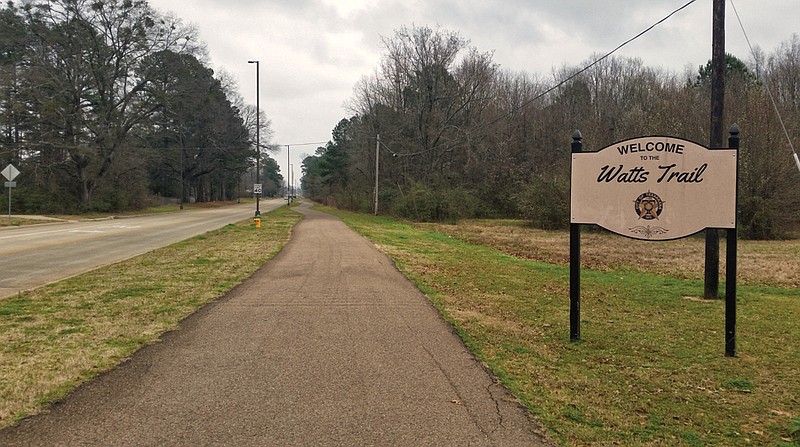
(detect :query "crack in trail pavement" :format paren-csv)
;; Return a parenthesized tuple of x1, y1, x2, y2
(0, 204, 553, 446)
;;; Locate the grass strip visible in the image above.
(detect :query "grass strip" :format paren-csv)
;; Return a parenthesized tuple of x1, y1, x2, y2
(322, 207, 800, 447)
(0, 206, 302, 428)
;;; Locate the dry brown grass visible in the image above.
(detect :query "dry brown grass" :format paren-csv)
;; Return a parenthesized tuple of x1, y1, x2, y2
(422, 220, 800, 288)
(0, 216, 66, 227)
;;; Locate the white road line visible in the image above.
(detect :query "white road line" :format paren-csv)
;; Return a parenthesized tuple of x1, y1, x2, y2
(0, 224, 144, 239)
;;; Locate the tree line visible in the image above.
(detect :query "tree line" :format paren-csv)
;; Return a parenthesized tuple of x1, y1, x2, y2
(302, 25, 800, 239)
(0, 0, 280, 213)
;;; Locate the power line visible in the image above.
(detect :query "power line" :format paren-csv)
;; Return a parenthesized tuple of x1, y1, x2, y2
(376, 0, 700, 157)
(729, 0, 800, 174)
(511, 0, 700, 119)
(276, 141, 328, 147)
(378, 140, 429, 157)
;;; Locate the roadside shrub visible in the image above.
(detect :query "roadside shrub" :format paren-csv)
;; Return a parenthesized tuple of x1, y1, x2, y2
(334, 185, 374, 213)
(391, 183, 484, 222)
(516, 176, 570, 230)
(737, 194, 799, 240)
(11, 185, 76, 214)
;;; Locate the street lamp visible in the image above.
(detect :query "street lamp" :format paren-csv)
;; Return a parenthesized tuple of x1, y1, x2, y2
(286, 145, 290, 206)
(248, 60, 260, 216)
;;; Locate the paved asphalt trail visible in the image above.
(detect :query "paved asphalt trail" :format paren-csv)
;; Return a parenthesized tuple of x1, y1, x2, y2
(0, 204, 551, 446)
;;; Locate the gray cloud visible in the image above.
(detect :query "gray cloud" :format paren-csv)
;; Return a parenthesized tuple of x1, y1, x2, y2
(148, 0, 799, 177)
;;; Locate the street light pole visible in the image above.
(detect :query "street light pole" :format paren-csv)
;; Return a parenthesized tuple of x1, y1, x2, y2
(248, 60, 260, 216)
(286, 145, 291, 206)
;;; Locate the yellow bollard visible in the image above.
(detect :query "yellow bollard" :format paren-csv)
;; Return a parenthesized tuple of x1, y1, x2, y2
(254, 217, 261, 228)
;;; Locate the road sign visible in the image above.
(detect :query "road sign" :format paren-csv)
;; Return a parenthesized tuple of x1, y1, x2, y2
(2, 164, 19, 181)
(4, 166, 18, 218)
(253, 183, 262, 195)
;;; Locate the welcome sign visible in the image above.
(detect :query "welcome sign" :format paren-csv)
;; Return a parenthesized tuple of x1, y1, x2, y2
(571, 136, 737, 240)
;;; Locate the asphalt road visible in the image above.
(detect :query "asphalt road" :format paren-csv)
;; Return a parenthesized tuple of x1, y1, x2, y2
(0, 203, 552, 446)
(0, 199, 284, 298)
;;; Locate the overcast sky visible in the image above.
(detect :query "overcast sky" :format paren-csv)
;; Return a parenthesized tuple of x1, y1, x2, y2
(146, 0, 799, 181)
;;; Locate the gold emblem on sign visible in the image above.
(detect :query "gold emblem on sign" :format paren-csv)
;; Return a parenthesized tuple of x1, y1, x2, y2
(634, 191, 664, 220)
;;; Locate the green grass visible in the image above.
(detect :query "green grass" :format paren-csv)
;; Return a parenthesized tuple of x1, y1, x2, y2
(320, 206, 800, 447)
(3, 202, 797, 445)
(0, 206, 302, 428)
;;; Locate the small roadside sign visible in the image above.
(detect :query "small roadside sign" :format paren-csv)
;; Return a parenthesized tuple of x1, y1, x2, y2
(2, 164, 19, 181)
(4, 164, 19, 219)
(253, 183, 262, 195)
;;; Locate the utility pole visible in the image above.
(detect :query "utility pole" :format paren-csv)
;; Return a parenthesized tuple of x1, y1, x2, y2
(705, 0, 725, 299)
(374, 134, 380, 215)
(179, 147, 183, 210)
